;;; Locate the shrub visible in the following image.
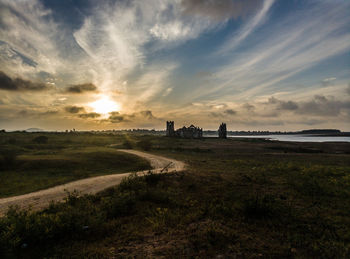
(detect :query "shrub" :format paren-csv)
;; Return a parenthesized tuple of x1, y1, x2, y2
(7, 138, 17, 145)
(122, 140, 133, 149)
(0, 149, 18, 168)
(243, 193, 280, 219)
(101, 192, 137, 219)
(137, 139, 152, 151)
(32, 136, 48, 144)
(144, 171, 162, 186)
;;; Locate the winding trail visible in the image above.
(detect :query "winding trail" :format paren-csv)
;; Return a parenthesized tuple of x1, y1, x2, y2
(0, 150, 185, 216)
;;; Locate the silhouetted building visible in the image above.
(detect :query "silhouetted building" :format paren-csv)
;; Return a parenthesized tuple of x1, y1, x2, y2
(166, 121, 202, 138)
(218, 123, 227, 138)
(166, 121, 175, 137)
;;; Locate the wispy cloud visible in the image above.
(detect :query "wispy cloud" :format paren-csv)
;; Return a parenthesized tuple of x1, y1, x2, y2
(217, 0, 275, 55)
(0, 0, 349, 130)
(181, 0, 261, 21)
(72, 0, 217, 93)
(194, 1, 350, 102)
(127, 63, 178, 108)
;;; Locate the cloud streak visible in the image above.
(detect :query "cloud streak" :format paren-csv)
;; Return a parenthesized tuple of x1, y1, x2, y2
(217, 0, 275, 54)
(181, 0, 261, 21)
(0, 71, 49, 91)
(64, 106, 86, 114)
(78, 112, 101, 119)
(65, 83, 97, 94)
(194, 1, 350, 103)
(107, 110, 160, 124)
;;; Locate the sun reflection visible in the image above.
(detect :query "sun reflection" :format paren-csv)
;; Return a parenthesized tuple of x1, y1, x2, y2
(89, 96, 120, 115)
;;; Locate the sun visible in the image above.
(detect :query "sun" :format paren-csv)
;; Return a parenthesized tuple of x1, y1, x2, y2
(89, 96, 120, 115)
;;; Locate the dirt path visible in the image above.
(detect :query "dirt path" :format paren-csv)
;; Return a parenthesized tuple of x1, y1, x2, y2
(0, 150, 185, 216)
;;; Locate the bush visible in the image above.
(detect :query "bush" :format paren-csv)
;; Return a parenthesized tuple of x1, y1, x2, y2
(7, 138, 17, 145)
(243, 194, 280, 219)
(0, 149, 18, 168)
(137, 139, 152, 151)
(32, 136, 48, 144)
(122, 140, 133, 149)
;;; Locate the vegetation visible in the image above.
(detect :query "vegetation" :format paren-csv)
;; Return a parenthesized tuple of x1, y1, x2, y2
(0, 132, 151, 197)
(32, 135, 48, 144)
(137, 138, 153, 151)
(0, 131, 349, 257)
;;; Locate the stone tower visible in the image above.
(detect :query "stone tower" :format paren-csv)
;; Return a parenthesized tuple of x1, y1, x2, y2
(218, 123, 227, 139)
(166, 121, 175, 137)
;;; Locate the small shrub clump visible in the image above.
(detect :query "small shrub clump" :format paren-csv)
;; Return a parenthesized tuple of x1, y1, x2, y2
(137, 139, 152, 151)
(32, 136, 48, 144)
(122, 140, 133, 149)
(0, 148, 18, 169)
(243, 193, 281, 219)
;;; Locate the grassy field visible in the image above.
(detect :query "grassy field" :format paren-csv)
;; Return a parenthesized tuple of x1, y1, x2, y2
(0, 133, 349, 258)
(0, 132, 151, 197)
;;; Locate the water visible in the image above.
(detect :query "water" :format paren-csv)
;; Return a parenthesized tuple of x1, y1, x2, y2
(205, 134, 350, 142)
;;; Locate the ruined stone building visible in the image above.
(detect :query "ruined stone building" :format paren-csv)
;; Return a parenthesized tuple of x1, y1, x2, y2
(166, 121, 175, 137)
(218, 123, 227, 138)
(166, 121, 203, 138)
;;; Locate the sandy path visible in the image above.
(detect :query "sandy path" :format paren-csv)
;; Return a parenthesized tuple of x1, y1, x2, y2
(0, 150, 185, 216)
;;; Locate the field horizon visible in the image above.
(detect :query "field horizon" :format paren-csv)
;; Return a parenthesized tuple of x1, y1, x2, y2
(0, 131, 349, 257)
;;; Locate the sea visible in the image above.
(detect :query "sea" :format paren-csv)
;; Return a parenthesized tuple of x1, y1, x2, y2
(205, 134, 350, 143)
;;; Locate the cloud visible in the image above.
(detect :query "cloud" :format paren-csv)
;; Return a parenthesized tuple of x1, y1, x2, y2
(297, 95, 349, 117)
(72, 0, 218, 100)
(321, 77, 336, 87)
(0, 0, 80, 77)
(242, 103, 255, 111)
(162, 88, 173, 96)
(64, 105, 86, 114)
(346, 84, 350, 95)
(181, 0, 261, 21)
(0, 40, 38, 68)
(264, 95, 349, 117)
(224, 109, 237, 115)
(107, 110, 160, 124)
(128, 63, 178, 105)
(217, 0, 275, 54)
(197, 1, 350, 101)
(279, 101, 298, 111)
(0, 71, 49, 91)
(78, 112, 101, 119)
(65, 83, 97, 94)
(267, 97, 298, 110)
(108, 112, 126, 123)
(140, 110, 156, 119)
(16, 109, 59, 118)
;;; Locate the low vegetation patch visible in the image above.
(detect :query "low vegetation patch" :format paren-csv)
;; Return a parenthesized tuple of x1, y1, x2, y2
(32, 135, 48, 144)
(0, 132, 349, 258)
(0, 145, 151, 197)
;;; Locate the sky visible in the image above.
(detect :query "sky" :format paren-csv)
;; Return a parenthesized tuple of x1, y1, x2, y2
(0, 0, 349, 131)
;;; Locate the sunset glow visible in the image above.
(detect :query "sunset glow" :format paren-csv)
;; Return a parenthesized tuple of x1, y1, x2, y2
(89, 96, 120, 115)
(0, 0, 349, 131)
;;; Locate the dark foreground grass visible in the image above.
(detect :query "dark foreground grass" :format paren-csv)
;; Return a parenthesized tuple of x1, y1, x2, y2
(0, 132, 151, 197)
(0, 133, 349, 258)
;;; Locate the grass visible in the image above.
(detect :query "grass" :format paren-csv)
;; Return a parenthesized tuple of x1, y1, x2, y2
(0, 133, 151, 197)
(0, 132, 349, 258)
